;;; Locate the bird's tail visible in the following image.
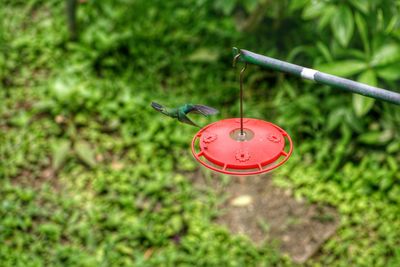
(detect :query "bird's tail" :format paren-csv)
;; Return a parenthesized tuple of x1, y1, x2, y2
(151, 102, 164, 112)
(193, 105, 219, 116)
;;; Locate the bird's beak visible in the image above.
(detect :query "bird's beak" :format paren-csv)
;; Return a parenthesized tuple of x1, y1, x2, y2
(151, 102, 164, 112)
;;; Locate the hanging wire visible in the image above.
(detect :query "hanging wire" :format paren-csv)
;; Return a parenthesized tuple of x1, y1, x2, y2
(233, 53, 247, 136)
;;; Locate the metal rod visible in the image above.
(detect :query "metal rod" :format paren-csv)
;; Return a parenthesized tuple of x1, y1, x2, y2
(239, 63, 247, 135)
(233, 48, 400, 106)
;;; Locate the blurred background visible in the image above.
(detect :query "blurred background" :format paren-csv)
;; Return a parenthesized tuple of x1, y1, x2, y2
(1, 0, 400, 266)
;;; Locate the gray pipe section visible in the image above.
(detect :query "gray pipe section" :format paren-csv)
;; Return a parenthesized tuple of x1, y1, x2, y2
(234, 48, 400, 106)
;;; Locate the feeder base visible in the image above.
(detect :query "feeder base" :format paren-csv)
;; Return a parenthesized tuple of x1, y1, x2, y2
(191, 118, 293, 176)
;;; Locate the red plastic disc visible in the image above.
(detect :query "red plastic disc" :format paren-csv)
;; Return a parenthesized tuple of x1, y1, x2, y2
(191, 118, 293, 176)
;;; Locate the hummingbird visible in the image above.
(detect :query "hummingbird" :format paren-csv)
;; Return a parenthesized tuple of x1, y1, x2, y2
(151, 102, 218, 127)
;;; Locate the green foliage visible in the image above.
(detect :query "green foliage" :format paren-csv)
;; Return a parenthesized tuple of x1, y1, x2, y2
(1, 0, 400, 266)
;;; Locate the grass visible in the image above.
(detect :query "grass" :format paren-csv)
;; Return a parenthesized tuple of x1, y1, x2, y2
(1, 0, 400, 266)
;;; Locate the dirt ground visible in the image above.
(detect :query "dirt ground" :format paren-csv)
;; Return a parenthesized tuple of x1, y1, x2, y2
(192, 171, 339, 264)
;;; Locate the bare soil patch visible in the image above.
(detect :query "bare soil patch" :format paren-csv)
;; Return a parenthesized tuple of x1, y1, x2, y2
(192, 171, 339, 264)
(11, 166, 61, 192)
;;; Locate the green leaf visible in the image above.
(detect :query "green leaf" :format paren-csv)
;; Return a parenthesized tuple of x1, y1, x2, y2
(289, 0, 309, 12)
(9, 111, 30, 127)
(302, 1, 326, 19)
(376, 62, 400, 81)
(327, 108, 346, 132)
(316, 41, 332, 62)
(357, 132, 381, 144)
(354, 12, 370, 55)
(388, 186, 400, 203)
(74, 140, 96, 167)
(358, 130, 393, 145)
(187, 48, 220, 62)
(387, 141, 400, 153)
(214, 0, 237, 15)
(287, 46, 308, 62)
(353, 70, 376, 117)
(315, 60, 366, 77)
(349, 0, 369, 14)
(387, 156, 398, 172)
(385, 16, 398, 34)
(358, 69, 377, 86)
(371, 43, 400, 67)
(380, 176, 393, 191)
(331, 6, 354, 47)
(344, 109, 364, 133)
(243, 0, 259, 13)
(52, 79, 73, 100)
(317, 5, 336, 31)
(52, 139, 71, 171)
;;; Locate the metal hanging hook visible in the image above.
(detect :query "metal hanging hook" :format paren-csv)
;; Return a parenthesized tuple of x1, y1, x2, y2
(233, 53, 241, 67)
(233, 52, 247, 137)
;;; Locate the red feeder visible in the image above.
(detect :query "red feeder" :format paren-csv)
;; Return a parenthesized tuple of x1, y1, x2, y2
(191, 118, 292, 176)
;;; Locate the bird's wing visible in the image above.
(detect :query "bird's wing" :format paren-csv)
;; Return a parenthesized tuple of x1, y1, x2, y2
(178, 113, 199, 127)
(188, 105, 219, 116)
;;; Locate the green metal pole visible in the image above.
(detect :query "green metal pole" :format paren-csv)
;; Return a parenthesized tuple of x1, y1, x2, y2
(233, 48, 400, 106)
